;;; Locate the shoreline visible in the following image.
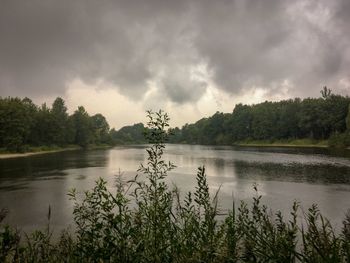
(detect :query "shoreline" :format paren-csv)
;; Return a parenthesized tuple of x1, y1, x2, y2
(0, 145, 113, 159)
(169, 141, 330, 149)
(235, 143, 328, 148)
(233, 138, 331, 149)
(0, 147, 81, 159)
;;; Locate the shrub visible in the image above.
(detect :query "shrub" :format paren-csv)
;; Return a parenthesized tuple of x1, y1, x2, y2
(329, 132, 350, 148)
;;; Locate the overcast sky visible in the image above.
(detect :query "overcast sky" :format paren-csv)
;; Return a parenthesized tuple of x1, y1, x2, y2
(1, 0, 350, 129)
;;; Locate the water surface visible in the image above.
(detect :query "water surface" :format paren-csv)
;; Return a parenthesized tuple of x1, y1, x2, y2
(0, 144, 350, 233)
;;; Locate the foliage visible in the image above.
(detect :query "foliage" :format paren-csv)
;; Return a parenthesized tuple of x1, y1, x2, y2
(0, 97, 34, 152)
(169, 89, 350, 147)
(110, 123, 147, 145)
(91, 113, 110, 144)
(1, 110, 350, 262)
(71, 106, 93, 148)
(2, 88, 350, 151)
(50, 97, 69, 145)
(347, 104, 350, 131)
(0, 97, 113, 152)
(320, 86, 332, 99)
(328, 132, 350, 148)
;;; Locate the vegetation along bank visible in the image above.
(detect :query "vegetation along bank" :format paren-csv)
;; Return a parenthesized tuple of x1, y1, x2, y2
(1, 87, 350, 155)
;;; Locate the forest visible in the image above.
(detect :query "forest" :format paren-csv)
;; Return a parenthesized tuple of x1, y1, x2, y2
(1, 87, 350, 153)
(169, 87, 350, 147)
(104, 88, 350, 148)
(0, 97, 115, 152)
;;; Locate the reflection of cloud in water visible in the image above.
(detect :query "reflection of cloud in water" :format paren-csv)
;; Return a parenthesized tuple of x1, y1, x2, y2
(108, 147, 146, 173)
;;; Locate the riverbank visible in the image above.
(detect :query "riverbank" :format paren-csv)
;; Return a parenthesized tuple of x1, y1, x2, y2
(0, 144, 113, 159)
(0, 146, 80, 159)
(234, 139, 329, 148)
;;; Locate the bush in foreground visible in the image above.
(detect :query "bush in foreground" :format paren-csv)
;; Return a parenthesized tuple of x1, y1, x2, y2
(1, 110, 350, 262)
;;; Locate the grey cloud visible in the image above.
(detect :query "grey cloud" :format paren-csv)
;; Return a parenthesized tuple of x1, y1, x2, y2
(0, 0, 193, 100)
(0, 0, 349, 102)
(159, 64, 207, 104)
(192, 0, 350, 98)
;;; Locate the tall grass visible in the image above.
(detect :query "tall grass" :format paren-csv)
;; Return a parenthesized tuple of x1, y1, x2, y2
(1, 110, 350, 262)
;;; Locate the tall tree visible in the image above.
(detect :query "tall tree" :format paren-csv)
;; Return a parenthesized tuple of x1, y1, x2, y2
(91, 113, 110, 144)
(320, 86, 332, 99)
(51, 97, 68, 145)
(0, 97, 33, 151)
(347, 104, 350, 131)
(22, 97, 38, 145)
(251, 102, 278, 140)
(228, 104, 252, 141)
(34, 103, 56, 145)
(72, 106, 92, 148)
(110, 123, 146, 144)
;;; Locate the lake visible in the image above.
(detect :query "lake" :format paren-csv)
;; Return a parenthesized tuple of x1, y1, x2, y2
(1, 144, 350, 233)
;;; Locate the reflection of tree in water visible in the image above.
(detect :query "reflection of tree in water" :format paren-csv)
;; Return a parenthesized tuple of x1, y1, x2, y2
(233, 160, 350, 185)
(0, 150, 109, 181)
(0, 183, 28, 191)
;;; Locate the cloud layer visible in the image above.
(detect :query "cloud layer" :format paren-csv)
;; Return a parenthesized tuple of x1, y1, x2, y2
(0, 0, 349, 104)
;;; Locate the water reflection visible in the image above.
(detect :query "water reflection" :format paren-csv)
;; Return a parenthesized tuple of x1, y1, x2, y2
(233, 161, 350, 184)
(0, 145, 349, 232)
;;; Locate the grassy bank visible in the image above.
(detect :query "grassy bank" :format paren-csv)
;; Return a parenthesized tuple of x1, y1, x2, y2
(0, 144, 113, 159)
(235, 138, 329, 148)
(0, 145, 80, 159)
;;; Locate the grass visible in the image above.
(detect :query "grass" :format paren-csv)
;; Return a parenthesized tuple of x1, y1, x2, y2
(236, 138, 329, 148)
(1, 110, 349, 262)
(0, 145, 79, 154)
(0, 145, 81, 159)
(0, 144, 113, 159)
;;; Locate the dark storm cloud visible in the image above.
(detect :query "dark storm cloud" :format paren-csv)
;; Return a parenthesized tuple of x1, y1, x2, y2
(192, 0, 350, 97)
(0, 0, 349, 102)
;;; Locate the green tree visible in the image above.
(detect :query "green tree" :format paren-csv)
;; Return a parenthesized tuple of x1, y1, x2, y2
(347, 104, 350, 131)
(323, 95, 350, 136)
(228, 104, 252, 141)
(168, 127, 182, 143)
(33, 103, 57, 145)
(110, 123, 146, 145)
(204, 112, 229, 144)
(91, 113, 110, 144)
(0, 97, 33, 151)
(72, 106, 93, 148)
(250, 102, 278, 140)
(51, 97, 69, 145)
(275, 99, 300, 139)
(22, 97, 38, 145)
(320, 86, 332, 99)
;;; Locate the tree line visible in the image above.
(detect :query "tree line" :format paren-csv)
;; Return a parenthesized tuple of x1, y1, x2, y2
(169, 87, 350, 147)
(1, 87, 350, 152)
(0, 97, 113, 152)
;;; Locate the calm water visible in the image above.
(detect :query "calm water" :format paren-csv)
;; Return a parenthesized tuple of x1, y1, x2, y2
(1, 144, 350, 233)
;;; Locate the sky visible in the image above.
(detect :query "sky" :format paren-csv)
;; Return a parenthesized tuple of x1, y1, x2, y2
(1, 0, 350, 129)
